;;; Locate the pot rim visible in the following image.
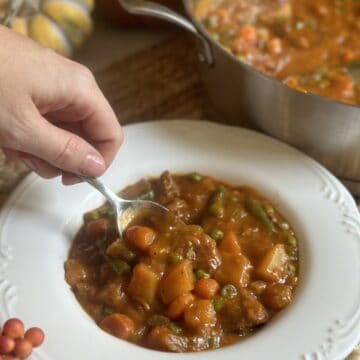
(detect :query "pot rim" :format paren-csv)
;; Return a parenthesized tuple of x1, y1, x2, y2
(183, 0, 360, 111)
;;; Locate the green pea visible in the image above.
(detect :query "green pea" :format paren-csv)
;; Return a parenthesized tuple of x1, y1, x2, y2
(103, 307, 115, 316)
(110, 258, 131, 275)
(169, 253, 183, 264)
(190, 172, 202, 182)
(213, 295, 225, 312)
(287, 235, 297, 247)
(210, 229, 224, 241)
(195, 269, 210, 280)
(221, 284, 238, 299)
(208, 336, 220, 349)
(319, 80, 331, 89)
(148, 315, 170, 327)
(287, 263, 297, 275)
(275, 16, 287, 24)
(167, 322, 183, 334)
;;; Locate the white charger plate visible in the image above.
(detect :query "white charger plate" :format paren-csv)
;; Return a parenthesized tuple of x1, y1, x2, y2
(0, 120, 359, 360)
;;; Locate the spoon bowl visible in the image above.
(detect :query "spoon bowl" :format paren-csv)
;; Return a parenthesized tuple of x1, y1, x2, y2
(79, 176, 169, 237)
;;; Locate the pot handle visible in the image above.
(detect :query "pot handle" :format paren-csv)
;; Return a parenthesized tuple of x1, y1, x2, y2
(118, 0, 214, 65)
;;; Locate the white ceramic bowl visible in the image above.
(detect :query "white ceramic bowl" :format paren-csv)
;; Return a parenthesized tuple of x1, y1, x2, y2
(0, 120, 359, 360)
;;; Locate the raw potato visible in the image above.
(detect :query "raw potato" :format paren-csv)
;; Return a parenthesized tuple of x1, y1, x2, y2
(160, 260, 195, 304)
(256, 244, 288, 282)
(128, 264, 160, 309)
(215, 252, 253, 288)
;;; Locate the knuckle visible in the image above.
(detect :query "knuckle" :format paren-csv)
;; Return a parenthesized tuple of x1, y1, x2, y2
(55, 136, 81, 168)
(72, 64, 97, 101)
(75, 64, 96, 86)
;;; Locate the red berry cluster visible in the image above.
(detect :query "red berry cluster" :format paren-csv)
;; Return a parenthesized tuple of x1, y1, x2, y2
(0, 318, 44, 359)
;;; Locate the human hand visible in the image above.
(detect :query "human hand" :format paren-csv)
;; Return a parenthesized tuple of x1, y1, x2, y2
(0, 25, 122, 185)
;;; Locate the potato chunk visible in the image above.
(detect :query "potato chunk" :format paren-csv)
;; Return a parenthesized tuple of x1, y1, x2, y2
(128, 264, 160, 310)
(215, 252, 253, 288)
(262, 284, 293, 310)
(160, 260, 195, 304)
(256, 244, 288, 282)
(184, 300, 217, 330)
(218, 231, 241, 254)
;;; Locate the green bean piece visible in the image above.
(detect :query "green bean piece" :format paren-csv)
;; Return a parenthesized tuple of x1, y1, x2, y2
(213, 295, 225, 312)
(138, 189, 155, 200)
(209, 201, 225, 218)
(246, 197, 274, 231)
(210, 229, 224, 241)
(103, 307, 115, 316)
(208, 187, 226, 218)
(96, 240, 131, 275)
(167, 322, 183, 334)
(190, 172, 202, 182)
(214, 186, 226, 200)
(148, 315, 170, 327)
(221, 284, 238, 299)
(264, 203, 275, 214)
(195, 269, 210, 280)
(169, 253, 183, 264)
(287, 235, 297, 247)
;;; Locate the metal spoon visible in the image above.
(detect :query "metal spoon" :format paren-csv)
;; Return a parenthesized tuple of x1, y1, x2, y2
(79, 176, 169, 238)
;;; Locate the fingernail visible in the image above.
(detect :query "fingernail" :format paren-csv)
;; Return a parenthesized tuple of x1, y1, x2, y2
(22, 158, 37, 171)
(80, 153, 105, 176)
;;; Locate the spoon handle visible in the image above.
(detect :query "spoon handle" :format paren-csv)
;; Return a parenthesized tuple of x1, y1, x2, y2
(79, 176, 120, 209)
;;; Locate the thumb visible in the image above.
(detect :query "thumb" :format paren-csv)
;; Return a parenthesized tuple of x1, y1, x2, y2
(18, 114, 106, 177)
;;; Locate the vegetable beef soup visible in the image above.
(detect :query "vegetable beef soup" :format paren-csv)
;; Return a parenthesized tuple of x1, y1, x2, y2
(65, 172, 299, 352)
(194, 0, 360, 105)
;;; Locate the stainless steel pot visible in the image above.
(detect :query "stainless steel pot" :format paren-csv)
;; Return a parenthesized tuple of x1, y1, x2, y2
(119, 0, 360, 195)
